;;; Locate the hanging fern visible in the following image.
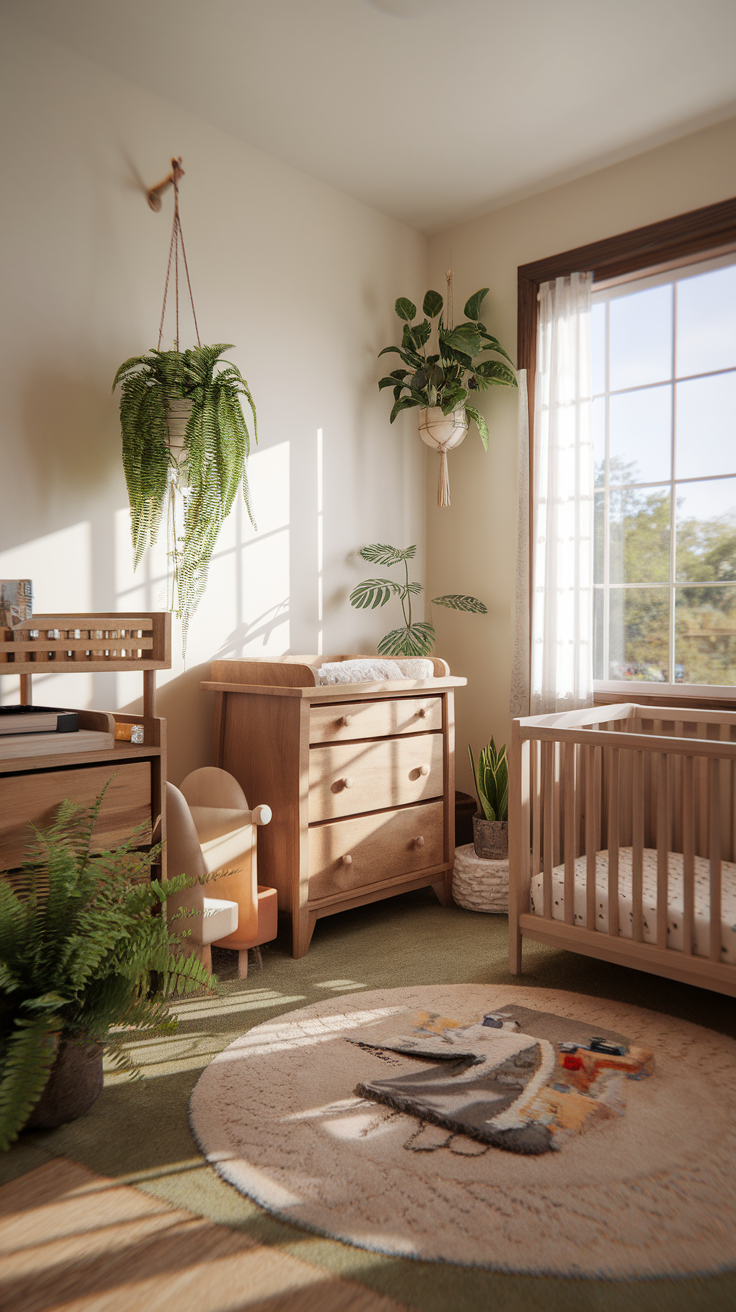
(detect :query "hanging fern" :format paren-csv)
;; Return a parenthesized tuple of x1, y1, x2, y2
(0, 786, 219, 1149)
(113, 344, 258, 650)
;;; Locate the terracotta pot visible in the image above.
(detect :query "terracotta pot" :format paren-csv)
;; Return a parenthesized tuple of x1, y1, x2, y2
(472, 814, 509, 861)
(25, 1037, 104, 1131)
(164, 397, 194, 461)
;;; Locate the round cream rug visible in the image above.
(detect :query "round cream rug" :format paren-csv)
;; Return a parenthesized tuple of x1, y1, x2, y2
(189, 985, 736, 1278)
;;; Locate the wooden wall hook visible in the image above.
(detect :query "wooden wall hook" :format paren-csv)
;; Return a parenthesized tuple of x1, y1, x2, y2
(147, 157, 185, 212)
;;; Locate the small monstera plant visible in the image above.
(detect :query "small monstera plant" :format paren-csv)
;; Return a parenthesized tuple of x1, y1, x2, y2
(378, 287, 516, 448)
(350, 543, 486, 657)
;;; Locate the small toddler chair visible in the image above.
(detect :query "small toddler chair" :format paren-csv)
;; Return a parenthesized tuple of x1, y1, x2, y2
(165, 781, 239, 973)
(177, 766, 277, 978)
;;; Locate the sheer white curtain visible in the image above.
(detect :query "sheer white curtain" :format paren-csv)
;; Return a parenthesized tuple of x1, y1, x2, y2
(530, 272, 594, 714)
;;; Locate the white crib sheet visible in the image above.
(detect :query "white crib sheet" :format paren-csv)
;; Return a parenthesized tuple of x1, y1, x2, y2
(529, 848, 736, 965)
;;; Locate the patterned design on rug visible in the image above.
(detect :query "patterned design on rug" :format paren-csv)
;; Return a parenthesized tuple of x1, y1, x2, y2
(189, 985, 736, 1279)
(353, 1004, 654, 1153)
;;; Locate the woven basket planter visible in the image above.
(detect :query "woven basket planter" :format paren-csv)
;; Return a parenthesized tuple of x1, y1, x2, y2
(452, 842, 509, 914)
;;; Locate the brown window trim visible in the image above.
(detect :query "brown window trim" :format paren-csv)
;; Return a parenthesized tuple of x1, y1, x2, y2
(517, 196, 736, 417)
(516, 196, 736, 705)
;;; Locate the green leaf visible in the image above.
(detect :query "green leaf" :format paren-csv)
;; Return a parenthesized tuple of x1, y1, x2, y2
(473, 360, 517, 388)
(409, 319, 431, 350)
(432, 594, 487, 613)
(465, 404, 489, 450)
(423, 290, 443, 318)
(349, 577, 400, 609)
(442, 324, 484, 358)
(479, 333, 515, 366)
(377, 621, 435, 657)
(359, 544, 417, 565)
(390, 396, 420, 423)
(378, 376, 402, 390)
(463, 289, 489, 321)
(395, 297, 417, 322)
(469, 738, 508, 823)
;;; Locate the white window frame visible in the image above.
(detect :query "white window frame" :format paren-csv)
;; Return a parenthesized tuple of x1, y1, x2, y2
(592, 249, 736, 702)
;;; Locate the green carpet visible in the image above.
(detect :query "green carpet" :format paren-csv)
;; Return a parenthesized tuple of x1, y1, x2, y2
(4, 889, 735, 1311)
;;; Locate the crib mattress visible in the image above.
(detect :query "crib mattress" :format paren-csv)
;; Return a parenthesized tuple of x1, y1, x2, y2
(529, 848, 736, 965)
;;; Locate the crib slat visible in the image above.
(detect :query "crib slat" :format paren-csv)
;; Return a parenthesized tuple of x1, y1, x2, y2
(543, 739, 554, 920)
(553, 742, 561, 868)
(656, 753, 670, 951)
(682, 755, 695, 958)
(709, 757, 722, 964)
(607, 748, 620, 939)
(632, 751, 644, 943)
(564, 741, 575, 925)
(532, 739, 541, 878)
(585, 744, 597, 931)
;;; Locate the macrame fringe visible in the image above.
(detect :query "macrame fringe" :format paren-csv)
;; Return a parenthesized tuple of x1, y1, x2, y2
(438, 449, 451, 507)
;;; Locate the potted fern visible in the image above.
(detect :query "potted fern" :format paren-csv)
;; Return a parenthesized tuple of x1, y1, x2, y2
(113, 344, 257, 652)
(468, 738, 509, 859)
(0, 789, 217, 1149)
(350, 543, 486, 656)
(378, 287, 516, 506)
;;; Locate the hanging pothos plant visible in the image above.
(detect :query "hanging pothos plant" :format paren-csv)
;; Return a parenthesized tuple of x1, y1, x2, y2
(113, 343, 257, 650)
(350, 543, 487, 656)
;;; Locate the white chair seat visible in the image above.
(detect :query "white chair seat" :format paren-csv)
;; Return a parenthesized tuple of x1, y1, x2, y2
(197, 897, 239, 946)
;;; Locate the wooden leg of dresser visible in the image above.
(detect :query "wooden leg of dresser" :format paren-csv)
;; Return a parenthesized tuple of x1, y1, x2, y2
(431, 872, 452, 907)
(292, 909, 317, 958)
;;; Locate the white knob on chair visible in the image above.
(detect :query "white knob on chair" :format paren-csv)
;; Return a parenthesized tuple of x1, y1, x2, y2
(342, 776, 354, 789)
(419, 764, 430, 777)
(252, 804, 272, 826)
(342, 854, 353, 866)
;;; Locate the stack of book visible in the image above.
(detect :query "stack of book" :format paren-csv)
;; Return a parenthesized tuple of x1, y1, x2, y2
(0, 706, 114, 760)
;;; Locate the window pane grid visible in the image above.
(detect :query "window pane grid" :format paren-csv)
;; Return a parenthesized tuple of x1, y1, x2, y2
(593, 253, 736, 687)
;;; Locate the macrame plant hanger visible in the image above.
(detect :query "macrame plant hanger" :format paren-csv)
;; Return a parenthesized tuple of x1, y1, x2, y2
(152, 158, 202, 619)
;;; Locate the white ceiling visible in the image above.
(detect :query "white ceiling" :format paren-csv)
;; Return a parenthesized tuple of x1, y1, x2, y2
(5, 0, 736, 231)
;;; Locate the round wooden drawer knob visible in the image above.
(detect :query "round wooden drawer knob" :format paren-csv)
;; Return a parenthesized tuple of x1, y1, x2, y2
(342, 854, 353, 866)
(341, 715, 353, 727)
(419, 764, 430, 776)
(342, 776, 354, 789)
(413, 836, 425, 848)
(417, 707, 427, 718)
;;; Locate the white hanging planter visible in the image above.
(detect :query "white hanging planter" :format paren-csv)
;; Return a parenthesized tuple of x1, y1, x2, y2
(418, 406, 469, 507)
(165, 397, 194, 462)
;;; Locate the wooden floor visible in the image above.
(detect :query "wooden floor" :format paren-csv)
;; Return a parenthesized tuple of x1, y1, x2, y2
(0, 1158, 403, 1311)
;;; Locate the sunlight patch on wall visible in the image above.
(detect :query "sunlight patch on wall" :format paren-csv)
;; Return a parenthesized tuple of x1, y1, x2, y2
(0, 522, 92, 706)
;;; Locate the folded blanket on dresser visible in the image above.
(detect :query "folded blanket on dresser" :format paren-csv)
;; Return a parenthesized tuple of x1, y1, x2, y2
(317, 658, 435, 684)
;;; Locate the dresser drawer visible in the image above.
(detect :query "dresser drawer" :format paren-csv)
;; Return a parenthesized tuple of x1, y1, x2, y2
(308, 733, 443, 822)
(309, 696, 442, 744)
(0, 762, 152, 871)
(308, 800, 444, 901)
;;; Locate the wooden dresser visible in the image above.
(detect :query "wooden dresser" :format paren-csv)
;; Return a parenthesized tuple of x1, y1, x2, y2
(0, 612, 170, 880)
(202, 656, 466, 956)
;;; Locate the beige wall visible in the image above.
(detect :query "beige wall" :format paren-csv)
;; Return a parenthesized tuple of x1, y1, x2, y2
(0, 17, 427, 783)
(426, 117, 736, 795)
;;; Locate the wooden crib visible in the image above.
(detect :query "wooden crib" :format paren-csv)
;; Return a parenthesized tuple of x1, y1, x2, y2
(509, 703, 736, 997)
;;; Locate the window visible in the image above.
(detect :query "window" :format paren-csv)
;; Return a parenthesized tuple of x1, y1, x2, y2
(517, 197, 736, 702)
(592, 254, 736, 687)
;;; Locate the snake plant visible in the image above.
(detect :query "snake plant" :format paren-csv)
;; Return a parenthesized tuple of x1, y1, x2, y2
(469, 738, 509, 822)
(350, 543, 486, 657)
(113, 344, 257, 651)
